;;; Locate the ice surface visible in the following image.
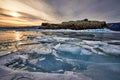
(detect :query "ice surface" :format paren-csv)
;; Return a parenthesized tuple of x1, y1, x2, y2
(85, 63, 120, 80)
(0, 69, 92, 80)
(0, 31, 120, 80)
(55, 44, 81, 55)
(98, 45, 120, 55)
(40, 28, 111, 32)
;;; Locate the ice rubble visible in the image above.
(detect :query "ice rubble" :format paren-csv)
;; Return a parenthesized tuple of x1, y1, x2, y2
(1, 42, 120, 73)
(0, 66, 92, 80)
(0, 34, 120, 80)
(25, 35, 120, 56)
(40, 28, 111, 32)
(35, 35, 76, 43)
(81, 40, 120, 55)
(54, 44, 82, 55)
(0, 51, 92, 80)
(98, 45, 120, 55)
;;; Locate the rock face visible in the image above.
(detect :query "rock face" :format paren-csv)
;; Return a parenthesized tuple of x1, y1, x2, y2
(40, 19, 107, 30)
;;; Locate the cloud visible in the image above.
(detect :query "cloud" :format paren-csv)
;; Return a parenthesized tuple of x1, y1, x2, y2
(0, 0, 58, 26)
(43, 0, 120, 22)
(0, 0, 120, 26)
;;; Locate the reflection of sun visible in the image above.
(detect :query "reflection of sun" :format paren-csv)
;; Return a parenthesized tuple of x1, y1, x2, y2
(15, 32, 23, 45)
(9, 11, 21, 17)
(15, 32, 21, 41)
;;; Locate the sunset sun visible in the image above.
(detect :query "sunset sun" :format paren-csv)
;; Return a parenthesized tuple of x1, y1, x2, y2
(9, 11, 21, 17)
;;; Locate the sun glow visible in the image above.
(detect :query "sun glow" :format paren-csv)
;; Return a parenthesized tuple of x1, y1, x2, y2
(15, 32, 21, 41)
(9, 11, 21, 17)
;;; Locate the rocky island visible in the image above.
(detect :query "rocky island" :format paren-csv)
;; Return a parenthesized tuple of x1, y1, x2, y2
(40, 19, 107, 30)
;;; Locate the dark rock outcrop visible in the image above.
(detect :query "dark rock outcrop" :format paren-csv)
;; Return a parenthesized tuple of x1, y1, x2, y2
(40, 19, 107, 30)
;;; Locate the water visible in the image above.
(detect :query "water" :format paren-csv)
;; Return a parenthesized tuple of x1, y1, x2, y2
(0, 30, 120, 80)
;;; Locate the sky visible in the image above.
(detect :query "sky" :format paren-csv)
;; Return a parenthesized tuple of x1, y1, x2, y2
(0, 0, 120, 26)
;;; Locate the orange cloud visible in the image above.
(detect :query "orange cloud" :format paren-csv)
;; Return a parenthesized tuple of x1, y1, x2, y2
(0, 0, 59, 26)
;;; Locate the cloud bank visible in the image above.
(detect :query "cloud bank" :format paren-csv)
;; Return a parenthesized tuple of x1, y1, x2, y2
(0, 0, 120, 26)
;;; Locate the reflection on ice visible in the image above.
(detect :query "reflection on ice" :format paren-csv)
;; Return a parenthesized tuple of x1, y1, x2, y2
(15, 32, 22, 41)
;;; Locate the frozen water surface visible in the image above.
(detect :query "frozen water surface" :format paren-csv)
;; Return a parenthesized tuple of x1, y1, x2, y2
(0, 30, 120, 80)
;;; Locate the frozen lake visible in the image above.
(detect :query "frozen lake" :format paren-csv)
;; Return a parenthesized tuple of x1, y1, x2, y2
(0, 30, 120, 80)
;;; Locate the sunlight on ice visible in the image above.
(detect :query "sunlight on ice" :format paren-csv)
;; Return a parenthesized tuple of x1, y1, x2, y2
(15, 32, 21, 41)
